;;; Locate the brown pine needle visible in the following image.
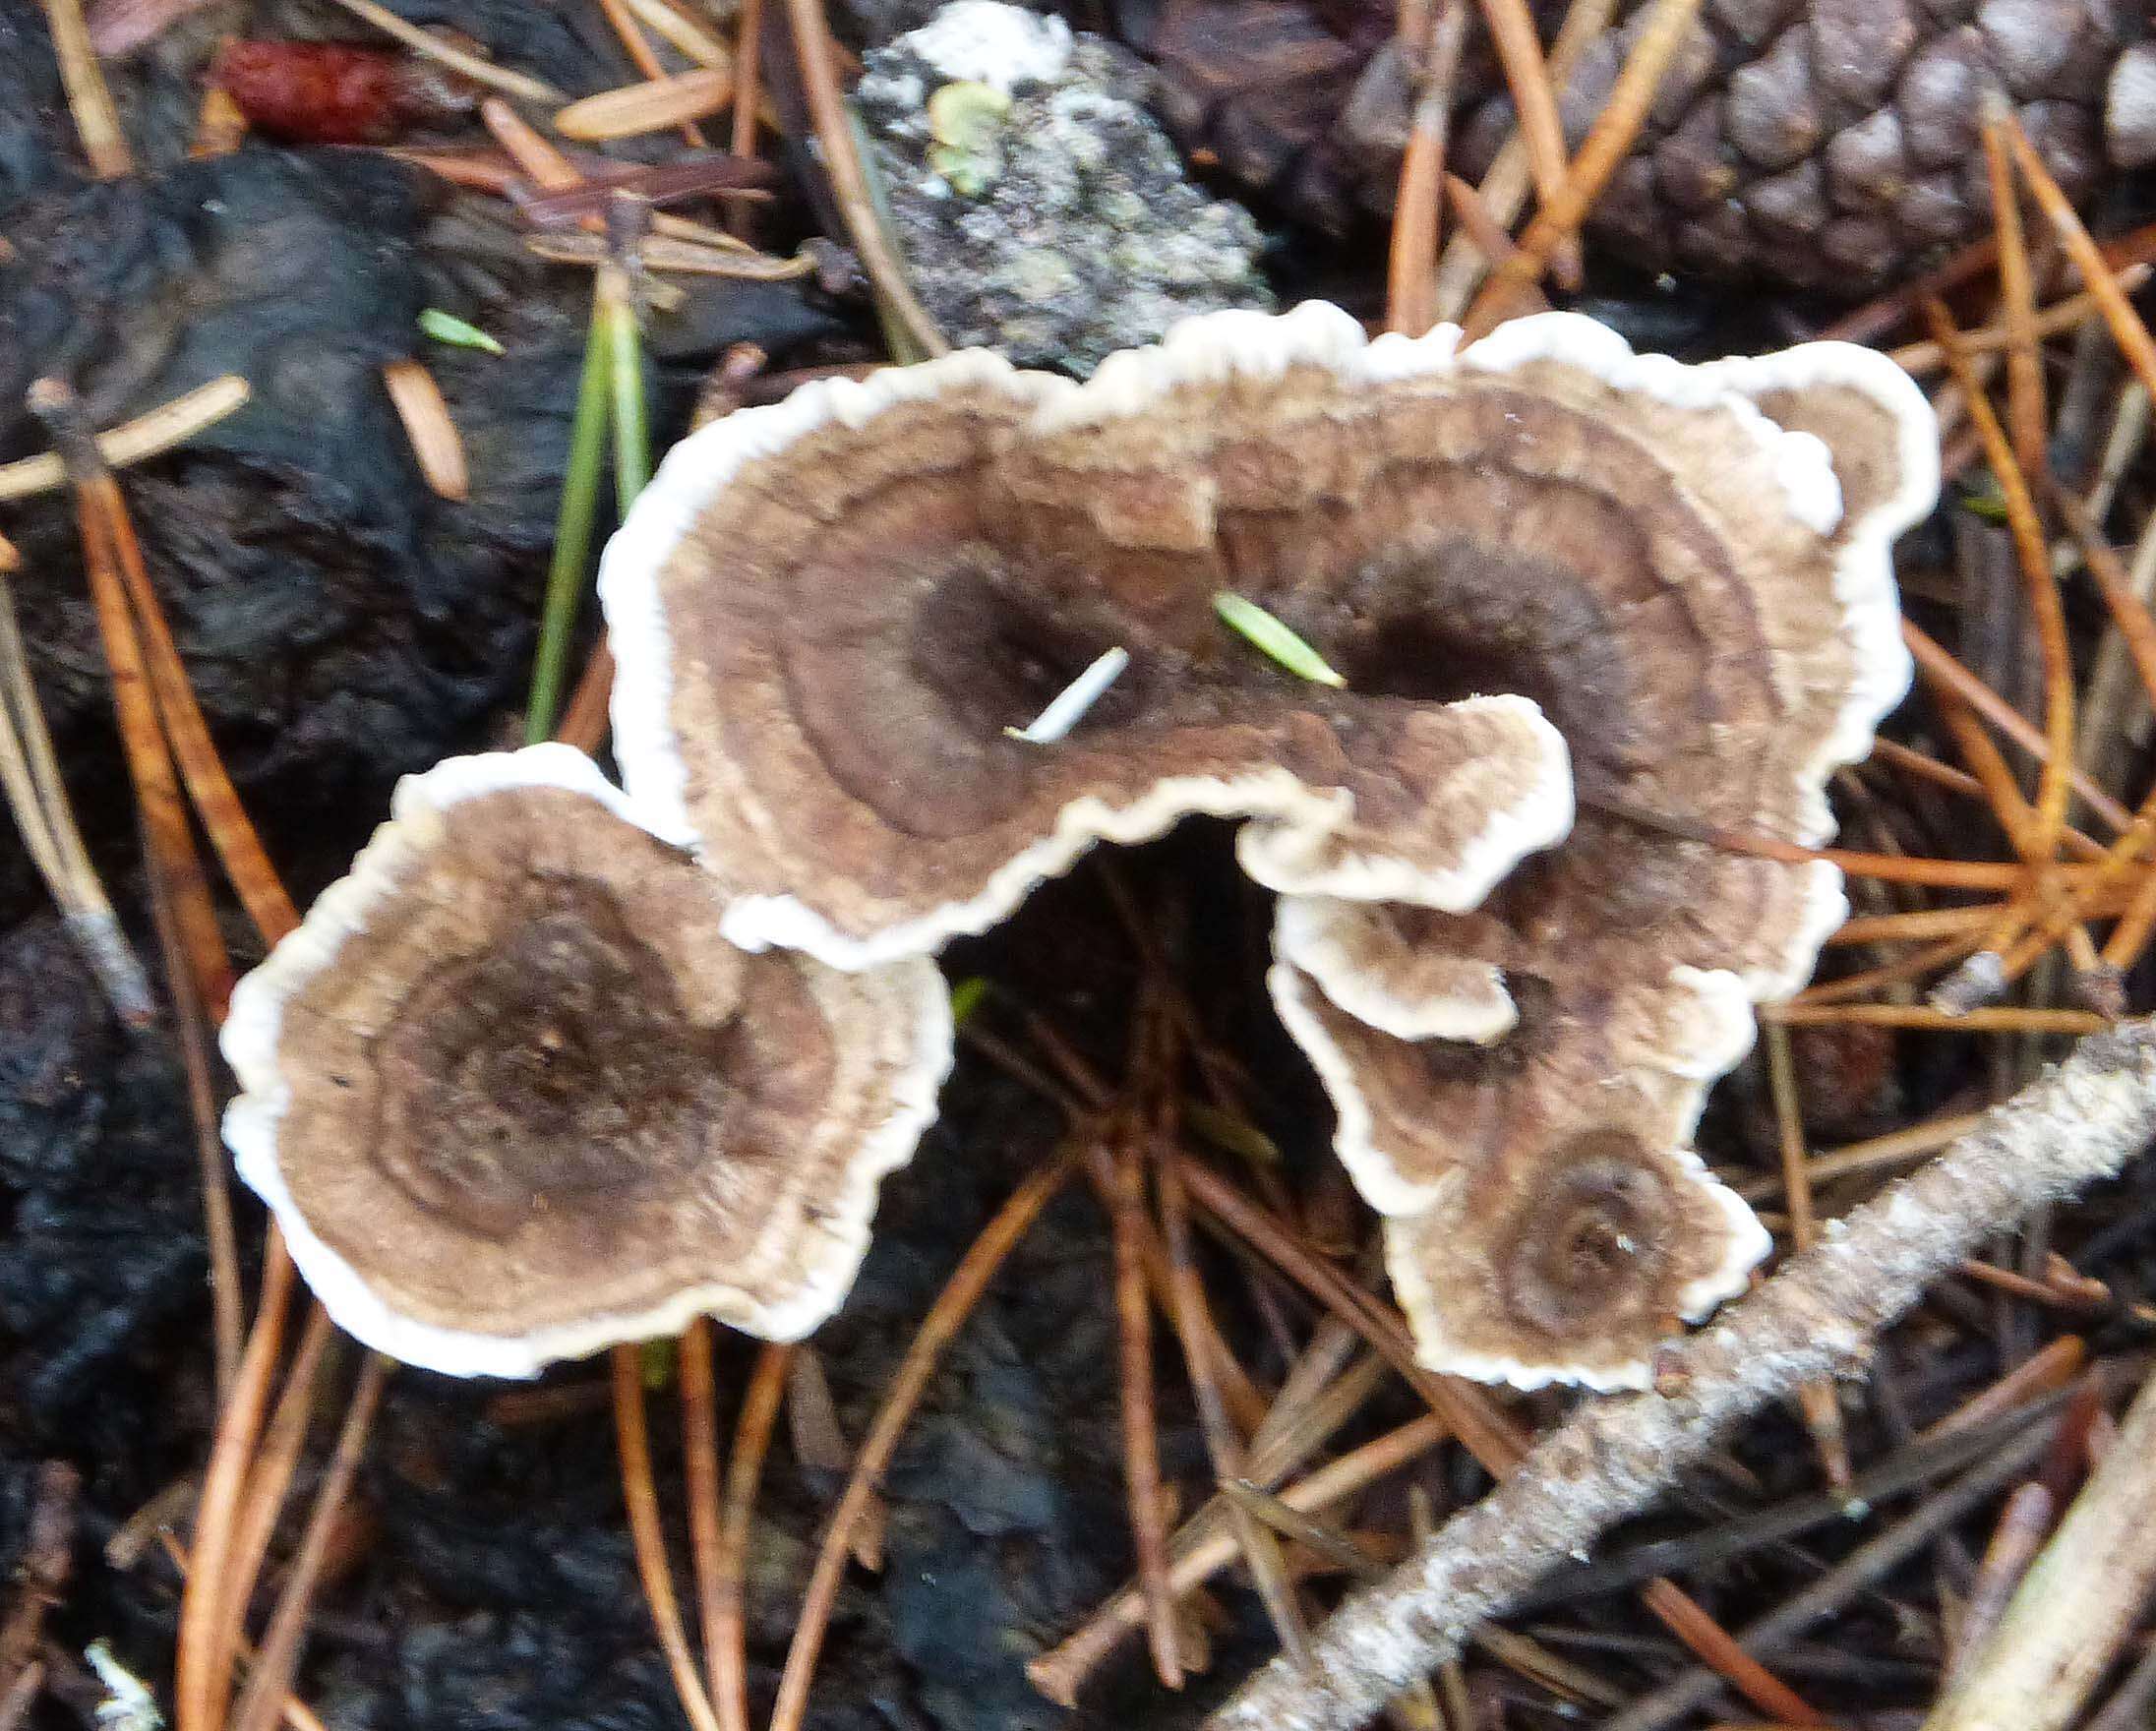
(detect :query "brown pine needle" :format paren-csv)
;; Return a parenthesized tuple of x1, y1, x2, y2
(1173, 1155, 1528, 1476)
(1431, 0, 1616, 321)
(42, 0, 133, 177)
(1470, 0, 1576, 286)
(612, 1346, 725, 1731)
(1764, 1025, 1853, 1493)
(620, 0, 733, 70)
(1902, 618, 2125, 832)
(555, 68, 734, 143)
(318, 0, 564, 102)
(1913, 685, 2089, 971)
(196, 1309, 340, 1731)
(677, 1318, 726, 1708)
(1731, 1111, 1989, 1205)
(214, 1306, 335, 1703)
(555, 640, 616, 754)
(1817, 209, 2156, 349)
(1957, 1256, 2108, 1314)
(1794, 931, 1986, 1007)
(1827, 904, 2017, 947)
(1908, 367, 2156, 993)
(1462, 0, 1704, 337)
(478, 99, 757, 258)
(1440, 172, 1525, 274)
(769, 1152, 1079, 1731)
(1919, 1337, 2090, 1447)
(2055, 485, 2156, 709)
(526, 228, 813, 281)
(31, 389, 234, 1017)
(154, 1535, 328, 1731)
(1992, 799, 2156, 991)
(1983, 113, 2047, 482)
(1888, 269, 2152, 375)
(1156, 1128, 1311, 1672)
(1592, 793, 2065, 890)
(1384, 0, 1468, 335)
(0, 374, 251, 502)
(1109, 1122, 1183, 1688)
(141, 831, 245, 1401)
(0, 559, 152, 1024)
(2006, 120, 2156, 417)
(593, 0, 709, 147)
(1869, 739, 2107, 860)
(1029, 1414, 1451, 1705)
(714, 1343, 790, 1731)
(228, 1355, 389, 1731)
(176, 1251, 300, 1731)
(381, 360, 468, 502)
(1764, 1002, 2109, 1035)
(1216, 1477, 1384, 1581)
(1939, 1475, 2058, 1691)
(1075, 1143, 1271, 1434)
(64, 444, 301, 946)
(28, 364, 330, 1731)
(1636, 1579, 1829, 1727)
(725, 0, 766, 239)
(778, 0, 947, 357)
(2102, 854, 2156, 970)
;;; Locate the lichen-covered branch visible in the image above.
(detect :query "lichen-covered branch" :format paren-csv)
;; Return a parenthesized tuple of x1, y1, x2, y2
(1207, 1019, 2156, 1731)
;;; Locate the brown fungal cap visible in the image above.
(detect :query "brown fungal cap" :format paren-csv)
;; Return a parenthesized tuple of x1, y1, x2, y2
(1268, 334, 1937, 1390)
(598, 311, 1590, 970)
(219, 746, 951, 1378)
(596, 303, 1934, 1389)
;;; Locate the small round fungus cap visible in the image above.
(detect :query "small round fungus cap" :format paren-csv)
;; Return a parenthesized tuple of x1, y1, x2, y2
(597, 306, 1614, 971)
(1264, 335, 1937, 1391)
(219, 745, 952, 1379)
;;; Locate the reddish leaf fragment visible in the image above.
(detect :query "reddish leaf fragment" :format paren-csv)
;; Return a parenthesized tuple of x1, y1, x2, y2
(212, 40, 474, 146)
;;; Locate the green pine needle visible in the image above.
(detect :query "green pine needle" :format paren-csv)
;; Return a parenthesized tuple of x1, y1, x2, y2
(525, 266, 651, 745)
(1213, 591, 1346, 687)
(419, 308, 506, 355)
(523, 294, 613, 744)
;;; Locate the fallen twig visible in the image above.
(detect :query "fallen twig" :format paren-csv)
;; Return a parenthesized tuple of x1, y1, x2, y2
(1208, 1018, 2156, 1731)
(1924, 1362, 2156, 1730)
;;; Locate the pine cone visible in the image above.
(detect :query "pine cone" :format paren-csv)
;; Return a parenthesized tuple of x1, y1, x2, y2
(1139, 0, 2156, 288)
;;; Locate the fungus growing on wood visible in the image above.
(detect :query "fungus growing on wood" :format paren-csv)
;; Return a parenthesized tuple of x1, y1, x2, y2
(1269, 334, 1938, 1390)
(219, 745, 951, 1378)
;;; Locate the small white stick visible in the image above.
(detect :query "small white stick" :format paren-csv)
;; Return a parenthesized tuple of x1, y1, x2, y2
(1005, 646, 1129, 745)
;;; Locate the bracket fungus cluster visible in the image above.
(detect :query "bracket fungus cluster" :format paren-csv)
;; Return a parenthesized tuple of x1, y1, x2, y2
(598, 302, 1936, 1390)
(223, 302, 1934, 1391)
(220, 746, 950, 1378)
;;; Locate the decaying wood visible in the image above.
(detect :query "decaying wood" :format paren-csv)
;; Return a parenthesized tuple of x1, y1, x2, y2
(1209, 1018, 2156, 1731)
